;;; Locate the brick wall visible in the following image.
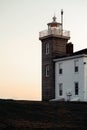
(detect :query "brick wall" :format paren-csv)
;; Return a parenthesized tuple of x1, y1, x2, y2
(41, 36, 69, 101)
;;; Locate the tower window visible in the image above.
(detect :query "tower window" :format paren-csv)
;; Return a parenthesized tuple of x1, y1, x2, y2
(46, 43, 49, 55)
(45, 65, 49, 77)
(59, 83, 63, 96)
(59, 63, 63, 74)
(74, 60, 79, 72)
(75, 82, 79, 95)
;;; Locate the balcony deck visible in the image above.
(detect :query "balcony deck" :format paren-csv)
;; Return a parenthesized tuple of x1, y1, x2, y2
(39, 29, 70, 40)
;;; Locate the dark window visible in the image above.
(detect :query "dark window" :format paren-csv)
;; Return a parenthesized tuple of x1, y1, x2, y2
(75, 82, 79, 95)
(59, 63, 63, 74)
(75, 66, 78, 72)
(74, 60, 79, 72)
(59, 68, 62, 74)
(59, 83, 63, 96)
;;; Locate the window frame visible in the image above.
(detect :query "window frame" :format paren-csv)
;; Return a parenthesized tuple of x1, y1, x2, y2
(59, 83, 63, 96)
(59, 63, 63, 74)
(75, 82, 79, 95)
(45, 42, 49, 55)
(74, 60, 79, 73)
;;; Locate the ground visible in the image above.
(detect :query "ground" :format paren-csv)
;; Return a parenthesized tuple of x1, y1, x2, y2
(0, 99, 87, 129)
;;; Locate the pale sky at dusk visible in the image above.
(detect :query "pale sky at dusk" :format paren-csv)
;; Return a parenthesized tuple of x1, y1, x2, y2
(0, 0, 87, 100)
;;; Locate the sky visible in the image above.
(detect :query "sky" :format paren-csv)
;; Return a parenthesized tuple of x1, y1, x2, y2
(0, 0, 87, 100)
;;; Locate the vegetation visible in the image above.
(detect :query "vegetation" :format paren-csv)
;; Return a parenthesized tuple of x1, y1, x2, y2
(0, 99, 87, 129)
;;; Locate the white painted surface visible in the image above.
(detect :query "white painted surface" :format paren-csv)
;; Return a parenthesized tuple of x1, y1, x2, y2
(55, 55, 87, 101)
(84, 57, 87, 101)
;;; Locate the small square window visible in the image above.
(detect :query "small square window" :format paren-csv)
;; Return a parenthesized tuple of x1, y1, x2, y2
(75, 66, 78, 72)
(59, 68, 62, 74)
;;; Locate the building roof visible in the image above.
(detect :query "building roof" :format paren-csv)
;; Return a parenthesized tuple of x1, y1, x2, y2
(54, 48, 87, 62)
(73, 48, 87, 55)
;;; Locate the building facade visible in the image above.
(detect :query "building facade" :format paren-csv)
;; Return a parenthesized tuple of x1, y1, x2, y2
(54, 54, 87, 101)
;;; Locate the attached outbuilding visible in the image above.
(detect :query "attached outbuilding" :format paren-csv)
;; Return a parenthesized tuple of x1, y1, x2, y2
(54, 50, 87, 101)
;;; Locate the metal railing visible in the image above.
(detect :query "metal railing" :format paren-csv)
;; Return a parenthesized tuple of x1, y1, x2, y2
(39, 29, 70, 38)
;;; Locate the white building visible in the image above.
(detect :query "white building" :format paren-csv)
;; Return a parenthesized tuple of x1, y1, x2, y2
(54, 52, 87, 101)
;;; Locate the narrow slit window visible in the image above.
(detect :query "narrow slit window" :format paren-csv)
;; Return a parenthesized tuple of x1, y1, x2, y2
(45, 65, 49, 77)
(59, 63, 63, 74)
(46, 43, 49, 55)
(75, 82, 79, 95)
(59, 83, 63, 96)
(74, 60, 79, 72)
